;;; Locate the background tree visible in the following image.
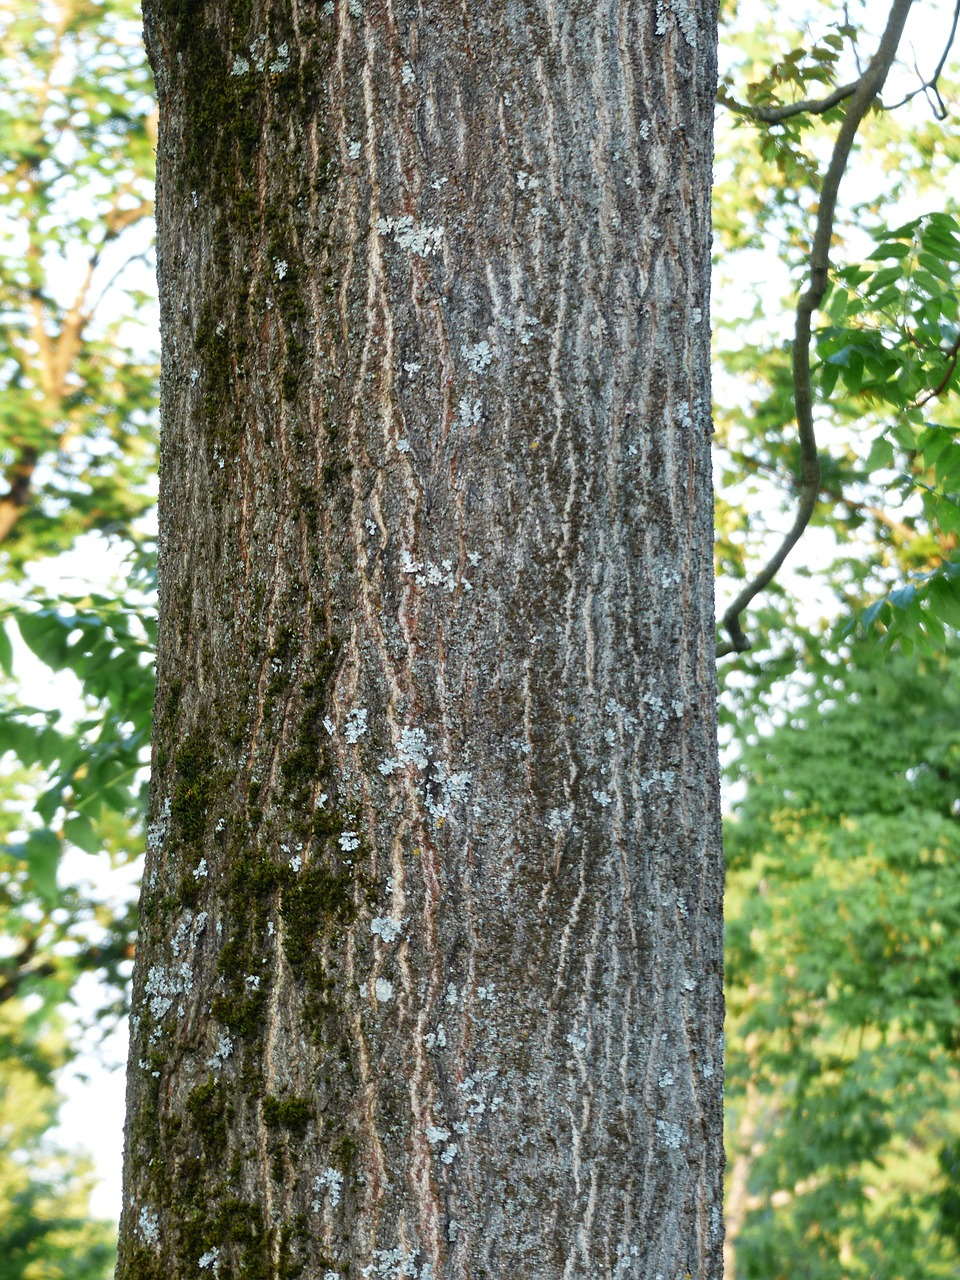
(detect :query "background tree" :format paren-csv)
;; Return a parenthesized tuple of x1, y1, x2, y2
(724, 642, 960, 1278)
(0, 995, 116, 1280)
(0, 0, 158, 1258)
(116, 1, 724, 1277)
(0, 0, 156, 1029)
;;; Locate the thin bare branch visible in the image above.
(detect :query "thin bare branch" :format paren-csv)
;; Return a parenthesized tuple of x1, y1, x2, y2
(882, 0, 960, 119)
(719, 0, 916, 657)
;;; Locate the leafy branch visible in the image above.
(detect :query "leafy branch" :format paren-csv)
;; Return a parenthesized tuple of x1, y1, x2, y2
(718, 0, 916, 656)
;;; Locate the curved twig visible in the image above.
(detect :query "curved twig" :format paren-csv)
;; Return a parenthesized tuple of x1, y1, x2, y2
(746, 81, 860, 123)
(913, 331, 960, 409)
(718, 0, 916, 657)
(881, 0, 960, 120)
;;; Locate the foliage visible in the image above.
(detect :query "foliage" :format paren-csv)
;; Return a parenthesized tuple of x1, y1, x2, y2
(0, 0, 158, 1247)
(714, 0, 960, 664)
(0, 1001, 116, 1280)
(724, 641, 960, 1277)
(0, 0, 158, 573)
(0, 0, 157, 1015)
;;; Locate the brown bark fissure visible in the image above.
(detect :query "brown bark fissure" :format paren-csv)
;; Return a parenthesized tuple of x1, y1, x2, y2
(119, 1, 722, 1278)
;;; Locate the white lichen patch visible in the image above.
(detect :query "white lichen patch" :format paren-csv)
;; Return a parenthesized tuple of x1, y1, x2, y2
(374, 977, 394, 1002)
(377, 214, 444, 257)
(230, 54, 250, 75)
(605, 697, 639, 735)
(137, 1206, 159, 1246)
(144, 957, 194, 1026)
(655, 1119, 685, 1149)
(567, 1026, 588, 1053)
(146, 798, 170, 853)
(345, 707, 369, 744)
(546, 806, 571, 835)
(457, 396, 482, 428)
(462, 341, 493, 373)
(426, 1125, 451, 1144)
(312, 1166, 344, 1210)
(371, 916, 404, 943)
(656, 0, 697, 45)
(516, 170, 540, 191)
(440, 1143, 459, 1164)
(323, 716, 335, 736)
(592, 789, 612, 808)
(359, 1249, 435, 1280)
(401, 62, 415, 85)
(206, 1031, 234, 1069)
(192, 857, 208, 878)
(458, 1069, 500, 1117)
(398, 726, 429, 768)
(339, 831, 360, 852)
(348, 139, 361, 160)
(658, 1070, 675, 1088)
(248, 34, 266, 70)
(638, 769, 676, 794)
(423, 1024, 447, 1050)
(267, 41, 290, 73)
(273, 258, 288, 279)
(198, 1247, 220, 1272)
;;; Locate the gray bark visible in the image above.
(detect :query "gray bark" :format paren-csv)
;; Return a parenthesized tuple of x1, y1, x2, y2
(117, 1, 723, 1277)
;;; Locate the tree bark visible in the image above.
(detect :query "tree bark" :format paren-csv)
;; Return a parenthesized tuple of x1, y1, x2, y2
(118, 1, 723, 1277)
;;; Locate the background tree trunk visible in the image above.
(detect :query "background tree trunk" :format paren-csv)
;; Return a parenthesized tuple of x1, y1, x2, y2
(117, 0, 723, 1276)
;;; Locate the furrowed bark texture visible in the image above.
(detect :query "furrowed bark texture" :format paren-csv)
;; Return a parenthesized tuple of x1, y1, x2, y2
(119, 1, 723, 1278)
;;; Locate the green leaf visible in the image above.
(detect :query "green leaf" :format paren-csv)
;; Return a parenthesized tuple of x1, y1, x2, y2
(63, 814, 101, 855)
(0, 623, 12, 677)
(22, 828, 61, 907)
(865, 436, 894, 472)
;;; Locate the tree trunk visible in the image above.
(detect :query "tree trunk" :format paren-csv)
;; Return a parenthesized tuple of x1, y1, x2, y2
(118, 1, 723, 1277)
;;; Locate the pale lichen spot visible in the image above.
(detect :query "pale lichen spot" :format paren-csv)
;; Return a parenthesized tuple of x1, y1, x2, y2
(377, 214, 444, 257)
(374, 977, 394, 1002)
(345, 707, 369, 744)
(655, 1119, 685, 1149)
(137, 1206, 159, 1246)
(371, 915, 403, 943)
(267, 42, 290, 73)
(462, 341, 493, 373)
(312, 1166, 344, 1210)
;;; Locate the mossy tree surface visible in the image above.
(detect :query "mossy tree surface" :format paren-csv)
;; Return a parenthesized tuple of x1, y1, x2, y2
(118, 1, 723, 1277)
